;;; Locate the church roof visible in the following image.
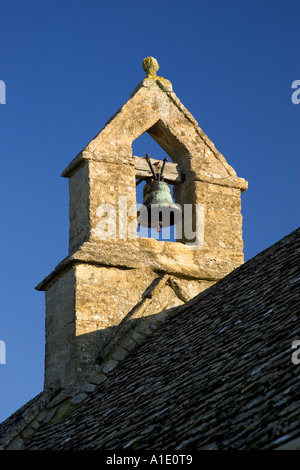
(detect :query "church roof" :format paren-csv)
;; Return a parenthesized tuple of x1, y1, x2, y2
(2, 227, 299, 450)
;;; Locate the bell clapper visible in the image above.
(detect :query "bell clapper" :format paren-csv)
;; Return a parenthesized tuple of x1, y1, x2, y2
(160, 157, 168, 181)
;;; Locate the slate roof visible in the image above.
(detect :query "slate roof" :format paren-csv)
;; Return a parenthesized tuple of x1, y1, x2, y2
(2, 227, 300, 450)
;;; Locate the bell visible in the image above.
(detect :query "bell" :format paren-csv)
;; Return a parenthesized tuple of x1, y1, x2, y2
(138, 180, 182, 231)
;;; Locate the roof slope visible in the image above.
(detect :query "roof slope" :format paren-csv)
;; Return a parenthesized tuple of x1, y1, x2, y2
(19, 228, 300, 449)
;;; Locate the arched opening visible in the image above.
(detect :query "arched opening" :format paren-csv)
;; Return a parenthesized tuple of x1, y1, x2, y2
(132, 131, 180, 242)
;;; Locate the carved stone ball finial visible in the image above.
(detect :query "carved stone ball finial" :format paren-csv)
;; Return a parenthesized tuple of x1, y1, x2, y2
(142, 56, 159, 78)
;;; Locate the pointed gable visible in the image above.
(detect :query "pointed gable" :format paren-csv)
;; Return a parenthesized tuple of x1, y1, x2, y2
(75, 57, 241, 184)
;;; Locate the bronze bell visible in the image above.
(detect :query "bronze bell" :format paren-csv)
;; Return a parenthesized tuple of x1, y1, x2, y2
(137, 155, 182, 232)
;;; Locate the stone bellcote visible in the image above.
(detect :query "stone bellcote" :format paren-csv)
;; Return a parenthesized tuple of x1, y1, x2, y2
(36, 57, 248, 391)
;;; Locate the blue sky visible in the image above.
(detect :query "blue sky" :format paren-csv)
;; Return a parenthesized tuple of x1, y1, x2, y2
(0, 0, 299, 423)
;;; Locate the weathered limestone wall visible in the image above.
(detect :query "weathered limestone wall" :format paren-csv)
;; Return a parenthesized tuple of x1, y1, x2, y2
(44, 267, 76, 389)
(68, 163, 90, 254)
(66, 153, 138, 254)
(88, 156, 137, 244)
(44, 262, 216, 390)
(73, 264, 157, 383)
(193, 181, 243, 254)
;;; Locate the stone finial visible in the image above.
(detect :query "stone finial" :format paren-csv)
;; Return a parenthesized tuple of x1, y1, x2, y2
(142, 56, 159, 78)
